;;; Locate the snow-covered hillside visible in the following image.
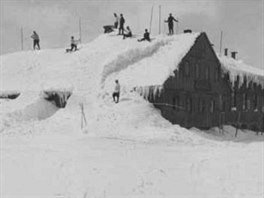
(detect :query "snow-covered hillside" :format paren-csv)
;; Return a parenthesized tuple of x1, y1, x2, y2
(1, 32, 263, 198)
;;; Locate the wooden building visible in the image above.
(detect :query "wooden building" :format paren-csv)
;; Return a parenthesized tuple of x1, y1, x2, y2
(140, 32, 264, 131)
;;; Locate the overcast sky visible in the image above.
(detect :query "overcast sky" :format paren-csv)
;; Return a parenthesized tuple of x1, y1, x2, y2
(0, 0, 263, 69)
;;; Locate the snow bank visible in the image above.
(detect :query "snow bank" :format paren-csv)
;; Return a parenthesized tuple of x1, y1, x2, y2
(0, 93, 59, 133)
(191, 125, 264, 142)
(219, 56, 264, 87)
(10, 97, 59, 121)
(0, 90, 20, 99)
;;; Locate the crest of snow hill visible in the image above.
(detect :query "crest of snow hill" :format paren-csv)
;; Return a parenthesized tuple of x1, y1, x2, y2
(1, 31, 264, 131)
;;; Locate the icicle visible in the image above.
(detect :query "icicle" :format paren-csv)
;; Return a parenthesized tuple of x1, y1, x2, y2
(219, 56, 264, 89)
(142, 87, 150, 99)
(135, 85, 163, 101)
(153, 85, 163, 99)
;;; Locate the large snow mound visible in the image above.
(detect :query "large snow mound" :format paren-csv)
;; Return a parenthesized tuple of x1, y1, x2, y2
(1, 32, 201, 132)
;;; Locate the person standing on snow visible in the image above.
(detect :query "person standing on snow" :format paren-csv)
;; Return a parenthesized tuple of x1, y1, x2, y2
(114, 13, 119, 29)
(31, 31, 40, 50)
(138, 29, 151, 42)
(119, 14, 125, 35)
(164, 13, 178, 35)
(113, 80, 120, 103)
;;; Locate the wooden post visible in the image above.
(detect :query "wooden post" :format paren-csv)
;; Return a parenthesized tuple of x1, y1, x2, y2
(218, 112, 225, 134)
(218, 113, 222, 134)
(176, 17, 179, 34)
(163, 20, 166, 34)
(159, 5, 161, 34)
(206, 111, 209, 129)
(79, 17, 82, 43)
(256, 113, 262, 136)
(219, 31, 223, 56)
(235, 111, 241, 137)
(80, 103, 87, 129)
(21, 27, 24, 51)
(149, 5, 154, 33)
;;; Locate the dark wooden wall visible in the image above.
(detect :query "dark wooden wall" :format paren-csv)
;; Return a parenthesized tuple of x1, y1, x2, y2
(145, 32, 264, 132)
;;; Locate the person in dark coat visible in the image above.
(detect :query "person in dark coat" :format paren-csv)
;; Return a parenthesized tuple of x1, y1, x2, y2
(31, 31, 40, 50)
(70, 36, 78, 51)
(118, 14, 125, 35)
(123, 26, 132, 39)
(164, 13, 178, 35)
(138, 29, 151, 42)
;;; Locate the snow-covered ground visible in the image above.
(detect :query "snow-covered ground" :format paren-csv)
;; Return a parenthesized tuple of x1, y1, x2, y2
(1, 32, 263, 198)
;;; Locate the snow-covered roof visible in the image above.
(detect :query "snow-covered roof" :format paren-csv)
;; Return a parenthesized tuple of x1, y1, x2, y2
(219, 56, 264, 87)
(103, 32, 201, 90)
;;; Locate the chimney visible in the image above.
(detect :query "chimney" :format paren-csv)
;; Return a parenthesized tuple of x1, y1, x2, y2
(183, 29, 192, 33)
(231, 51, 238, 59)
(224, 48, 228, 56)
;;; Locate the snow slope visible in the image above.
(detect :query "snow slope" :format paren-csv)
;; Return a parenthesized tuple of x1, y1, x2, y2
(1, 32, 263, 198)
